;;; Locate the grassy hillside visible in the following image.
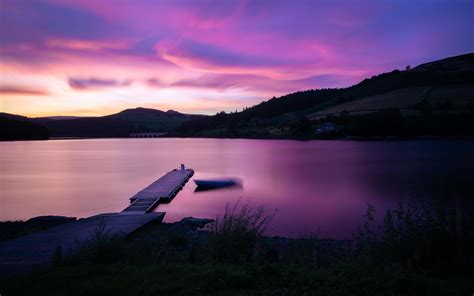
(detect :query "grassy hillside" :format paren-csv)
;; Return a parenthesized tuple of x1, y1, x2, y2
(307, 84, 474, 119)
(180, 53, 474, 138)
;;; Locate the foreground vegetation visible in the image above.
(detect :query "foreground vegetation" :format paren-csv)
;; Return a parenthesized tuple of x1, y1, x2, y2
(1, 199, 472, 295)
(3, 262, 471, 296)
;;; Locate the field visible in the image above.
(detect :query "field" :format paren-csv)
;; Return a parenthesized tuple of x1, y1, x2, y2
(307, 84, 474, 120)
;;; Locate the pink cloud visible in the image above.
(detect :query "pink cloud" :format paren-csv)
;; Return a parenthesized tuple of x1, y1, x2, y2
(1, 0, 472, 116)
(0, 86, 49, 96)
(46, 38, 131, 51)
(68, 77, 133, 90)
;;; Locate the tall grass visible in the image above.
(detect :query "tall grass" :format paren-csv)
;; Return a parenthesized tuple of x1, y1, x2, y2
(209, 199, 275, 263)
(354, 199, 469, 272)
(53, 198, 471, 273)
(5, 198, 472, 295)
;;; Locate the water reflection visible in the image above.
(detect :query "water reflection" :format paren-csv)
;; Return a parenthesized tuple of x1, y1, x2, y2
(194, 177, 243, 192)
(1, 138, 473, 239)
(194, 184, 243, 193)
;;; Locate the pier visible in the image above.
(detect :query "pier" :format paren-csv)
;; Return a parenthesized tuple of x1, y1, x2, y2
(0, 165, 194, 275)
(121, 167, 194, 214)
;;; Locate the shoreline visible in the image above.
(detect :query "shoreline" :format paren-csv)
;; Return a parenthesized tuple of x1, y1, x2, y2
(2, 135, 474, 143)
(0, 215, 351, 243)
(0, 215, 354, 255)
(1, 207, 472, 295)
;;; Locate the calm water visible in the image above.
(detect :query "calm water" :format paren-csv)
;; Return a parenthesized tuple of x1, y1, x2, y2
(1, 138, 473, 239)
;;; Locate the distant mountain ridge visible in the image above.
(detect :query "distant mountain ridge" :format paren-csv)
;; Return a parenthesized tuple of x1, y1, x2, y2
(1, 108, 206, 139)
(38, 116, 82, 120)
(1, 53, 473, 140)
(35, 108, 200, 121)
(108, 107, 188, 118)
(42, 107, 206, 137)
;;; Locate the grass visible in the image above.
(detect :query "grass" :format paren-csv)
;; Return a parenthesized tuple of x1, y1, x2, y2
(1, 263, 471, 296)
(354, 199, 473, 274)
(209, 199, 275, 263)
(307, 84, 474, 120)
(0, 199, 472, 295)
(63, 217, 123, 265)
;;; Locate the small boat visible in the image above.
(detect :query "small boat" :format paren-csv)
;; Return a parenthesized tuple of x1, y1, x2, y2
(194, 178, 241, 189)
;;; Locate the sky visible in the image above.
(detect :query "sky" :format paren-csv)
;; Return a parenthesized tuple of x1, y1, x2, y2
(1, 0, 473, 117)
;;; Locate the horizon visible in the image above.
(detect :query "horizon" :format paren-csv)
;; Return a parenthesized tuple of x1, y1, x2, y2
(4, 51, 472, 119)
(1, 0, 473, 117)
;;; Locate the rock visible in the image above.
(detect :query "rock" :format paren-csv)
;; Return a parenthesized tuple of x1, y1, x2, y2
(180, 217, 214, 229)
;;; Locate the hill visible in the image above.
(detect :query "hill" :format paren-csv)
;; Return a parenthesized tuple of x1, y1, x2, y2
(1, 108, 205, 139)
(0, 113, 49, 141)
(2, 53, 473, 140)
(40, 108, 205, 138)
(179, 53, 474, 138)
(38, 116, 82, 120)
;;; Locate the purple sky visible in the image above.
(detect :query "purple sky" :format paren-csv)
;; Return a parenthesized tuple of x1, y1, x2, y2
(1, 0, 473, 116)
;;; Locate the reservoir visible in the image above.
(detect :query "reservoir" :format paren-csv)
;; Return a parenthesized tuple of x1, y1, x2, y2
(1, 138, 473, 239)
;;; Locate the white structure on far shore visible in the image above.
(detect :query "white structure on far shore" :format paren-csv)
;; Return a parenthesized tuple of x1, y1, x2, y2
(129, 132, 168, 138)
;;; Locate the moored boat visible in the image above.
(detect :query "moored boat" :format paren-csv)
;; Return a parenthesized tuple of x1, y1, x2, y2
(194, 178, 241, 189)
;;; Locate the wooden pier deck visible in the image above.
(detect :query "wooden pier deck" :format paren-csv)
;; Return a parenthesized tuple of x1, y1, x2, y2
(0, 166, 194, 275)
(121, 168, 194, 214)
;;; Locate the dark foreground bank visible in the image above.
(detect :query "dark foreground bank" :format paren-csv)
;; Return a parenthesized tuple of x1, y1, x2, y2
(0, 200, 473, 296)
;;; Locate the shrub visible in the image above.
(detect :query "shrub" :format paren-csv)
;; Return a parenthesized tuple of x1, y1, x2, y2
(354, 199, 467, 271)
(209, 199, 274, 263)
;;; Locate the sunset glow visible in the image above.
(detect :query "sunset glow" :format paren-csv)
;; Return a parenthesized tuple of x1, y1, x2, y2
(1, 0, 472, 117)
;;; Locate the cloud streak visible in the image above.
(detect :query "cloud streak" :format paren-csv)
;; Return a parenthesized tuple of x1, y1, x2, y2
(68, 77, 132, 90)
(1, 0, 472, 116)
(0, 86, 49, 96)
